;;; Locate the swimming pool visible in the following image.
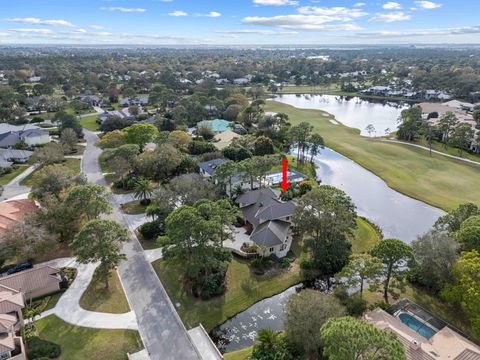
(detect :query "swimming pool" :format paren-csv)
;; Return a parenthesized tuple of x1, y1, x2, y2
(398, 313, 437, 339)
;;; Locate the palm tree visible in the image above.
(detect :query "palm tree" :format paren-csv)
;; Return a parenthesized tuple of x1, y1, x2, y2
(256, 328, 281, 350)
(134, 178, 153, 205)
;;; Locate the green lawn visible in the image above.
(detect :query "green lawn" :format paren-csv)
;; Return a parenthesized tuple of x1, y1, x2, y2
(265, 101, 480, 211)
(80, 269, 130, 314)
(350, 217, 381, 254)
(153, 255, 304, 331)
(20, 158, 81, 186)
(271, 155, 317, 179)
(0, 165, 29, 185)
(224, 346, 253, 360)
(414, 138, 480, 163)
(121, 200, 148, 215)
(35, 315, 143, 360)
(79, 115, 99, 131)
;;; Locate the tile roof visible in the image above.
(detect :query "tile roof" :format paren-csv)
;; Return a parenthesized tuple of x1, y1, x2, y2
(0, 314, 16, 332)
(0, 265, 60, 297)
(0, 199, 37, 234)
(0, 289, 24, 314)
(0, 332, 15, 353)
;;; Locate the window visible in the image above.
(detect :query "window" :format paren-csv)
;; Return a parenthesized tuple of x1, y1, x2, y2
(280, 244, 286, 251)
(269, 247, 274, 252)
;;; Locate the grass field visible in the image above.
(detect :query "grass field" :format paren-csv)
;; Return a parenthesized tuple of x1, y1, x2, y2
(0, 165, 29, 185)
(79, 115, 99, 131)
(350, 217, 381, 254)
(224, 346, 253, 360)
(80, 269, 130, 313)
(265, 101, 480, 211)
(20, 158, 81, 186)
(35, 315, 143, 360)
(414, 138, 480, 163)
(121, 200, 148, 214)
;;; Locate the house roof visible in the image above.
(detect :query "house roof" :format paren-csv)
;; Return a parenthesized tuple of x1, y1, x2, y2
(0, 199, 37, 234)
(0, 124, 40, 135)
(0, 332, 15, 354)
(198, 158, 226, 176)
(0, 149, 33, 160)
(250, 220, 290, 247)
(0, 265, 60, 296)
(213, 130, 241, 150)
(0, 314, 17, 332)
(0, 289, 24, 314)
(196, 119, 232, 133)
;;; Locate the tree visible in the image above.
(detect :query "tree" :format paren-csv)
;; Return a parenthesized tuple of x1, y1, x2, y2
(31, 164, 86, 200)
(133, 177, 153, 205)
(397, 107, 422, 141)
(284, 290, 345, 356)
(411, 230, 459, 292)
(169, 174, 221, 205)
(70, 219, 129, 288)
(438, 111, 459, 149)
(123, 123, 159, 150)
(370, 239, 413, 303)
(134, 143, 182, 181)
(223, 104, 243, 121)
(96, 130, 126, 149)
(60, 128, 78, 151)
(197, 123, 215, 140)
(64, 184, 112, 222)
(320, 317, 406, 360)
(308, 133, 324, 162)
(336, 254, 382, 296)
(442, 250, 480, 336)
(294, 186, 356, 276)
(55, 111, 83, 137)
(254, 136, 275, 156)
(289, 122, 313, 163)
(250, 330, 297, 360)
(435, 203, 480, 232)
(455, 216, 480, 251)
(30, 143, 64, 166)
(168, 130, 192, 150)
(449, 123, 474, 157)
(215, 160, 238, 196)
(365, 124, 376, 137)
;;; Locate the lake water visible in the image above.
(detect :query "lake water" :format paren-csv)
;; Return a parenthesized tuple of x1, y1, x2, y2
(274, 94, 409, 136)
(313, 147, 445, 243)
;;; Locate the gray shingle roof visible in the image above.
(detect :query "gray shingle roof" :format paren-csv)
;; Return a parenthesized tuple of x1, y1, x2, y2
(250, 220, 290, 247)
(198, 158, 225, 176)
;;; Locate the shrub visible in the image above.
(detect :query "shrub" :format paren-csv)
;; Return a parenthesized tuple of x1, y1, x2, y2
(370, 300, 390, 310)
(345, 294, 368, 317)
(139, 220, 164, 240)
(27, 336, 61, 359)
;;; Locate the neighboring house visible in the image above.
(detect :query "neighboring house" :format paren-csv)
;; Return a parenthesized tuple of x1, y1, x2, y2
(97, 108, 133, 124)
(196, 119, 232, 134)
(26, 76, 41, 83)
(236, 188, 296, 258)
(232, 123, 247, 135)
(78, 94, 103, 107)
(213, 130, 241, 150)
(198, 158, 226, 179)
(0, 125, 50, 149)
(0, 285, 26, 360)
(442, 100, 476, 112)
(361, 86, 391, 96)
(0, 150, 33, 164)
(120, 96, 149, 107)
(365, 300, 480, 360)
(0, 200, 37, 235)
(0, 266, 62, 301)
(233, 78, 249, 85)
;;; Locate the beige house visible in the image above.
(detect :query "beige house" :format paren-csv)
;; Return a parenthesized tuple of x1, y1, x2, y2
(0, 266, 61, 301)
(365, 308, 480, 360)
(213, 130, 241, 150)
(0, 285, 26, 360)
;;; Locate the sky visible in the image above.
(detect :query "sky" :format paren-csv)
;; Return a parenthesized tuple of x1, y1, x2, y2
(0, 0, 479, 45)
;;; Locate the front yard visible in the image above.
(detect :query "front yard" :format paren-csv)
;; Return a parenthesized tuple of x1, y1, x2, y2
(79, 115, 99, 131)
(0, 164, 30, 185)
(80, 268, 130, 313)
(35, 315, 143, 360)
(20, 158, 81, 186)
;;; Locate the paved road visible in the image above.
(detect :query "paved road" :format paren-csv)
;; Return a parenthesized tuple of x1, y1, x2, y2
(81, 130, 200, 360)
(0, 165, 36, 201)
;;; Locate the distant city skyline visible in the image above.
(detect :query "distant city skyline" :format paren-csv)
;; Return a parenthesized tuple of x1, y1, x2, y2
(1, 0, 479, 45)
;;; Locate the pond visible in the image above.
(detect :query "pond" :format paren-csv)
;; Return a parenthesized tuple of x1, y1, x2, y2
(313, 147, 445, 243)
(273, 94, 409, 137)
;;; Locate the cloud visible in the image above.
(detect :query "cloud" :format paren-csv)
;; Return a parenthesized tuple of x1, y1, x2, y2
(216, 29, 298, 36)
(89, 25, 104, 30)
(354, 2, 366, 7)
(297, 6, 368, 18)
(371, 11, 411, 22)
(253, 0, 299, 5)
(8, 28, 54, 34)
(100, 7, 146, 13)
(0, 32, 9, 37)
(5, 17, 74, 27)
(243, 15, 361, 30)
(197, 11, 221, 17)
(415, 1, 442, 9)
(168, 10, 188, 16)
(383, 2, 402, 9)
(357, 25, 480, 37)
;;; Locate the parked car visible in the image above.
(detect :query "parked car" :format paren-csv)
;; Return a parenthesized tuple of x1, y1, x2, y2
(6, 261, 33, 275)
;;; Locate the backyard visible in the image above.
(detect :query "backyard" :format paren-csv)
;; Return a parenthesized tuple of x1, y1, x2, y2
(265, 101, 480, 211)
(35, 315, 143, 360)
